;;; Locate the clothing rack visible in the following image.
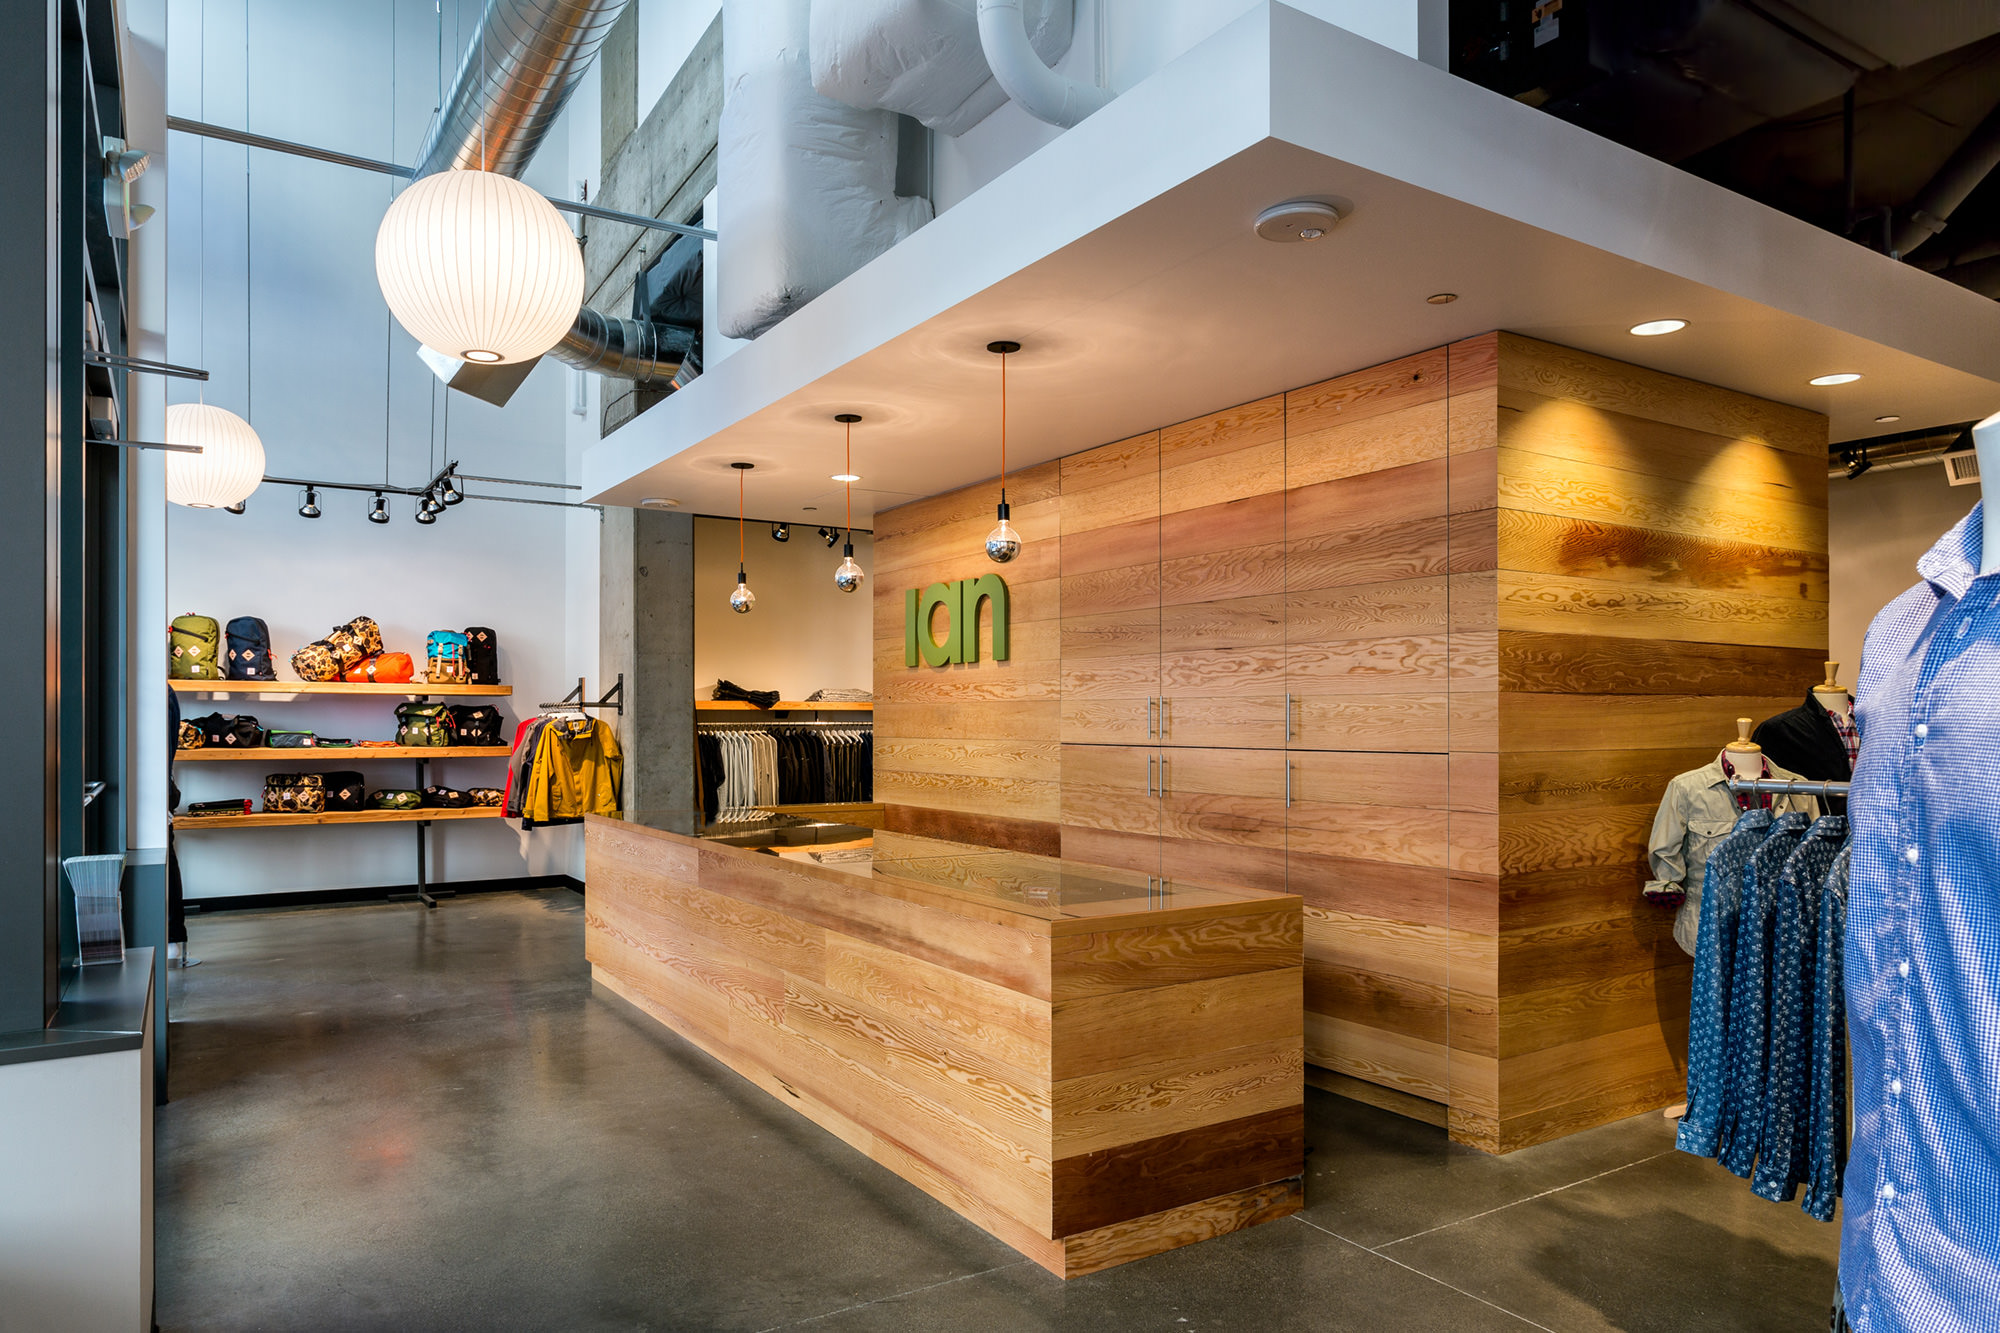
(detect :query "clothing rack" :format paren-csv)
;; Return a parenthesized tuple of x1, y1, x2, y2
(1728, 777, 1851, 799)
(698, 720, 870, 729)
(541, 674, 624, 714)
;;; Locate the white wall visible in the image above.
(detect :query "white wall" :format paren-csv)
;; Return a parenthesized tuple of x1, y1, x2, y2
(1829, 462, 1978, 688)
(693, 515, 873, 701)
(164, 0, 588, 897)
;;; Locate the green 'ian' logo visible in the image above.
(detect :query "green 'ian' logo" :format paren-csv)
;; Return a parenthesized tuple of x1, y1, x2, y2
(904, 575, 1009, 667)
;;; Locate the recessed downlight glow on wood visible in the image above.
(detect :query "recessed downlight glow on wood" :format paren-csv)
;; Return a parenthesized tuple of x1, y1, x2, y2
(831, 473, 861, 483)
(1876, 414, 1902, 424)
(1809, 373, 1862, 386)
(1629, 319, 1687, 336)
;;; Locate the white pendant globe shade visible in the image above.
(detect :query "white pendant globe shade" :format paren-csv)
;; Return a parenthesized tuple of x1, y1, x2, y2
(164, 403, 266, 509)
(374, 170, 584, 365)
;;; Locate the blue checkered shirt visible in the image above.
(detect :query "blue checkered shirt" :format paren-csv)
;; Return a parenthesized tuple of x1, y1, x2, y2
(1805, 843, 1850, 1224)
(1755, 814, 1847, 1204)
(1844, 502, 2000, 1332)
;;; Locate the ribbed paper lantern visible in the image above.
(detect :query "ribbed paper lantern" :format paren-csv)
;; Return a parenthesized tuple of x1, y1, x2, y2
(374, 170, 583, 364)
(165, 403, 266, 509)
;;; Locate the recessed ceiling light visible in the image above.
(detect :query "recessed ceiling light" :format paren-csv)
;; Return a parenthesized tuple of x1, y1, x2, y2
(1427, 292, 1458, 305)
(1875, 414, 1902, 424)
(639, 496, 679, 508)
(1629, 319, 1687, 336)
(831, 473, 861, 483)
(1809, 373, 1862, 386)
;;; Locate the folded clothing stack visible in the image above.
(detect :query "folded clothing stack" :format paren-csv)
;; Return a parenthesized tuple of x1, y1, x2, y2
(805, 688, 872, 702)
(712, 679, 780, 709)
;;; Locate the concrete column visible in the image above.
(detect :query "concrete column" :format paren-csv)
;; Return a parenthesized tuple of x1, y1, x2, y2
(600, 506, 695, 814)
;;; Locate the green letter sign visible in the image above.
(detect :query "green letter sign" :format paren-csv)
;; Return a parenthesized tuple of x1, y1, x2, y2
(904, 574, 1010, 667)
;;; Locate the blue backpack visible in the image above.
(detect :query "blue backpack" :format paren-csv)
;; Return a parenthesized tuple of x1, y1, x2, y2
(425, 630, 470, 684)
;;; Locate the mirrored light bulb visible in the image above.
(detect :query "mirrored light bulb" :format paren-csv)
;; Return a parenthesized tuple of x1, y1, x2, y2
(835, 543, 865, 593)
(730, 566, 756, 614)
(986, 498, 1021, 564)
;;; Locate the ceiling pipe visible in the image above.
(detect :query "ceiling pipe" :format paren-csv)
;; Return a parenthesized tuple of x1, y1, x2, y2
(1891, 99, 2000, 259)
(414, 0, 685, 387)
(975, 0, 1110, 129)
(411, 0, 629, 180)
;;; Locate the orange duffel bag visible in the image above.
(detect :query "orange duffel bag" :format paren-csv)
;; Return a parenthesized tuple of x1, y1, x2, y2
(344, 652, 415, 684)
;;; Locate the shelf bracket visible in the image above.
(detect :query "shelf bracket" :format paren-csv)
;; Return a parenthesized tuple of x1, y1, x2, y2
(541, 674, 624, 716)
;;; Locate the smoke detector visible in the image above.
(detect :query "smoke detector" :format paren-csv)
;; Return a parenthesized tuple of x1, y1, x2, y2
(1255, 201, 1342, 242)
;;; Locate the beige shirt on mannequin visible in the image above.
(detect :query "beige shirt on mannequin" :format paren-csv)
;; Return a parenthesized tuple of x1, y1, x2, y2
(1646, 756, 1820, 956)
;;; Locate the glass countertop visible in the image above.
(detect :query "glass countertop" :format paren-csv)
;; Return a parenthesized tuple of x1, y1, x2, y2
(607, 810, 1285, 921)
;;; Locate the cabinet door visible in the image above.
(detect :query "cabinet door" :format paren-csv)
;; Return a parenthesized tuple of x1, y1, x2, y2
(1157, 397, 1288, 749)
(1058, 743, 1161, 875)
(1060, 433, 1159, 746)
(1156, 746, 1290, 895)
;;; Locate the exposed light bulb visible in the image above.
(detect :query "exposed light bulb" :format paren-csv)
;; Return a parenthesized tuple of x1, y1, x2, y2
(730, 566, 756, 614)
(986, 497, 1021, 564)
(368, 493, 390, 524)
(441, 473, 465, 505)
(415, 506, 438, 525)
(298, 487, 321, 519)
(835, 542, 865, 593)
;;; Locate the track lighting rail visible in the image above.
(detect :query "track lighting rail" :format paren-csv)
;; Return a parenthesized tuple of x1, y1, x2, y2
(165, 115, 716, 240)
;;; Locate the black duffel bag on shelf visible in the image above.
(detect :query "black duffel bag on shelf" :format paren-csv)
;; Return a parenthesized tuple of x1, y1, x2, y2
(191, 713, 265, 748)
(421, 786, 471, 809)
(447, 704, 504, 747)
(322, 771, 367, 812)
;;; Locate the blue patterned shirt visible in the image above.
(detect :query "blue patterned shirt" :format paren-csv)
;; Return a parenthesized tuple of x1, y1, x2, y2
(1717, 810, 1814, 1179)
(1677, 807, 1776, 1159)
(1805, 843, 1850, 1224)
(1755, 815, 1847, 1203)
(1844, 502, 2000, 1332)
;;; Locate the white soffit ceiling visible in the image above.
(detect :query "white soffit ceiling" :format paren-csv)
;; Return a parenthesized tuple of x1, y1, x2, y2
(584, 2, 2000, 520)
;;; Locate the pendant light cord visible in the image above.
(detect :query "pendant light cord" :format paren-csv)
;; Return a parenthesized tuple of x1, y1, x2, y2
(1000, 348, 1008, 499)
(845, 418, 854, 539)
(738, 465, 746, 569)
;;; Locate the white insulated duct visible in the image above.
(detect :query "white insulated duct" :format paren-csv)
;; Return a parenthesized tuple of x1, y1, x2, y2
(719, 0, 932, 340)
(976, 0, 1108, 128)
(808, 0, 1074, 137)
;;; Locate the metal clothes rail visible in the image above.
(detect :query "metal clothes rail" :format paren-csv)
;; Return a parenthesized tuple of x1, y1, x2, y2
(1728, 777, 1852, 799)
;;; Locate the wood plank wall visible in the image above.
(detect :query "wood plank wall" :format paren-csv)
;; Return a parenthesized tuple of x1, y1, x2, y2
(1485, 333, 1829, 1152)
(872, 333, 1828, 1152)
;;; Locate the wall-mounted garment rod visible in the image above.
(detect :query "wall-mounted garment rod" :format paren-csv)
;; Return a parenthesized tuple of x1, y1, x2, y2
(1729, 777, 1851, 799)
(697, 721, 871, 730)
(542, 675, 625, 714)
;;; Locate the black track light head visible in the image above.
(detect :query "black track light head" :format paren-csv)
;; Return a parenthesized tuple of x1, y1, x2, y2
(818, 526, 839, 548)
(298, 487, 321, 519)
(1845, 448, 1873, 480)
(226, 500, 247, 514)
(368, 492, 390, 524)
(415, 506, 437, 525)
(442, 471, 465, 505)
(771, 522, 790, 542)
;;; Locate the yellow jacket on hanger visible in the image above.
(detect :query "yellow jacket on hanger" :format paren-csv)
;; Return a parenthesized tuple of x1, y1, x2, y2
(522, 717, 623, 825)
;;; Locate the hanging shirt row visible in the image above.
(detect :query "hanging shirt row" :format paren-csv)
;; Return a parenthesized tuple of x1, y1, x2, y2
(1677, 807, 1850, 1223)
(697, 725, 873, 817)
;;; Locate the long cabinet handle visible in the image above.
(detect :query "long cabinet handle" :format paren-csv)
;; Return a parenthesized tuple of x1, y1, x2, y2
(1286, 760, 1293, 809)
(1161, 696, 1170, 740)
(1147, 753, 1156, 797)
(1160, 754, 1170, 797)
(1147, 696, 1155, 740)
(1286, 692, 1294, 743)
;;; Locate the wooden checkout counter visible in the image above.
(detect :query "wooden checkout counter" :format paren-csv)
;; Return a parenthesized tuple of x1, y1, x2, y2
(584, 811, 1304, 1278)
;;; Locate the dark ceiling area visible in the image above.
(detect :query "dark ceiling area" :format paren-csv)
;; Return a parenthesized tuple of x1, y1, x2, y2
(1450, 0, 2000, 301)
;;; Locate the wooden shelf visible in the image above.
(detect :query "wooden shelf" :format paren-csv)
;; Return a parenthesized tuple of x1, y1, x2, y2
(696, 700, 873, 711)
(177, 746, 513, 763)
(173, 807, 506, 830)
(169, 680, 511, 697)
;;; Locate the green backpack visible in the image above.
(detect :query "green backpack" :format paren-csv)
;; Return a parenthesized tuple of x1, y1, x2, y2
(394, 702, 454, 747)
(169, 614, 222, 680)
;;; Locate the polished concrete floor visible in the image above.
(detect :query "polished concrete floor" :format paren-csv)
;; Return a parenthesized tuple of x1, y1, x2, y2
(158, 889, 1840, 1332)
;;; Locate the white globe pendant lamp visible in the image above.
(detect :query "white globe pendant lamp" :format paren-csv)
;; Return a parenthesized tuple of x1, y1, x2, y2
(164, 402, 266, 510)
(374, 170, 583, 365)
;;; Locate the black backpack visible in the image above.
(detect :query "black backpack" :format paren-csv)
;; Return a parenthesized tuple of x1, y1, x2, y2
(463, 626, 501, 685)
(224, 616, 276, 680)
(191, 713, 265, 748)
(447, 704, 504, 747)
(322, 771, 367, 812)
